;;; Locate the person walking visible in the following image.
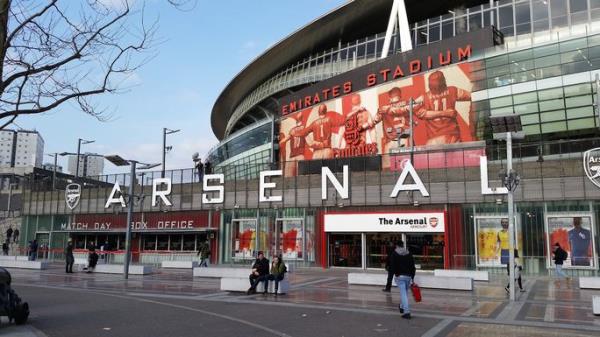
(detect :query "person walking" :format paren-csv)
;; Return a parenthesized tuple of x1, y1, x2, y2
(247, 251, 269, 295)
(87, 247, 99, 273)
(28, 240, 38, 261)
(5, 226, 12, 244)
(552, 243, 570, 281)
(197, 239, 211, 267)
(505, 256, 525, 293)
(195, 158, 204, 182)
(390, 240, 416, 319)
(13, 228, 19, 243)
(382, 241, 395, 292)
(65, 240, 74, 273)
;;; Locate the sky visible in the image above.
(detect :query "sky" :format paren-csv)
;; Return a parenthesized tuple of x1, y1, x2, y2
(15, 0, 346, 174)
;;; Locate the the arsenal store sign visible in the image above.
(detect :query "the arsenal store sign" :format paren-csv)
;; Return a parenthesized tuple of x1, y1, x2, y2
(59, 211, 213, 232)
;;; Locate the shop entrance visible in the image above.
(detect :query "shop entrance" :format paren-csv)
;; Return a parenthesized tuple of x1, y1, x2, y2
(405, 233, 445, 270)
(329, 234, 361, 267)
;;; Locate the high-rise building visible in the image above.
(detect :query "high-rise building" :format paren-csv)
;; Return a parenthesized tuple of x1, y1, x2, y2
(67, 153, 104, 177)
(0, 129, 44, 168)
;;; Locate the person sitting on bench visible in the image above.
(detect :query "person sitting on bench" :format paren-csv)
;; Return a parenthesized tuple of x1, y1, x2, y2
(265, 255, 287, 295)
(247, 251, 269, 295)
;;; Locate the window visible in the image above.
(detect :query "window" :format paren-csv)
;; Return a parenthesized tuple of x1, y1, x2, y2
(515, 1, 531, 35)
(183, 235, 196, 251)
(499, 5, 514, 37)
(551, 0, 568, 29)
(156, 235, 169, 250)
(143, 235, 156, 250)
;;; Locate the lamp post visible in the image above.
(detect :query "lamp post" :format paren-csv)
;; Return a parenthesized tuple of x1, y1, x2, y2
(45, 153, 59, 190)
(75, 138, 94, 177)
(162, 128, 180, 179)
(490, 115, 524, 302)
(105, 155, 159, 279)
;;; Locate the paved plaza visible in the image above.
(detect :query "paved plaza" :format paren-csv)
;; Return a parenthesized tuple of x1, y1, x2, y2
(0, 266, 599, 337)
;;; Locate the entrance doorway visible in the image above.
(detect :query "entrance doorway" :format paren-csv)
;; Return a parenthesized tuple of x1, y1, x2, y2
(329, 234, 361, 267)
(406, 233, 445, 270)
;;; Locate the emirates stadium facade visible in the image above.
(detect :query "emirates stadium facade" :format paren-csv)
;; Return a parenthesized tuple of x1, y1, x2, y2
(20, 0, 600, 275)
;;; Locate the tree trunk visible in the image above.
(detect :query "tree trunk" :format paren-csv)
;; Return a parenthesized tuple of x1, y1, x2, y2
(0, 0, 10, 83)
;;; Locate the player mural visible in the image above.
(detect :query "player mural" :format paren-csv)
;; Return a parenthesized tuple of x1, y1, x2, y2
(474, 216, 523, 268)
(279, 63, 477, 175)
(546, 214, 596, 269)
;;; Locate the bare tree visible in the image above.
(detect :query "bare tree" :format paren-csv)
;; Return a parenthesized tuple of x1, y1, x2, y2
(0, 0, 186, 130)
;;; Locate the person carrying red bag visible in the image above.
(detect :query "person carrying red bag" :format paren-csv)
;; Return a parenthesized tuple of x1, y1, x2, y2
(390, 240, 416, 320)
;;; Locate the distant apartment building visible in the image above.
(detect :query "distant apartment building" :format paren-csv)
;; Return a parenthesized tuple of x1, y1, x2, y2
(0, 129, 44, 168)
(67, 153, 104, 177)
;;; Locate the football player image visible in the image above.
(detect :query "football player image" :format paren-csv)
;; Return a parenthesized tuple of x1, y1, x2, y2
(343, 94, 375, 147)
(280, 114, 310, 176)
(568, 217, 592, 266)
(496, 218, 510, 265)
(417, 70, 472, 145)
(361, 87, 421, 155)
(302, 104, 343, 159)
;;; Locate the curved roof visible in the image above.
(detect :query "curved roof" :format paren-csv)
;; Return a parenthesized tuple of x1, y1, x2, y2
(210, 0, 486, 140)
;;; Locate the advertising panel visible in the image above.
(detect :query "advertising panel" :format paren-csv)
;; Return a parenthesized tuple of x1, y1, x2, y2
(545, 214, 596, 269)
(279, 63, 478, 175)
(280, 219, 303, 260)
(474, 216, 523, 268)
(324, 212, 445, 233)
(233, 219, 257, 259)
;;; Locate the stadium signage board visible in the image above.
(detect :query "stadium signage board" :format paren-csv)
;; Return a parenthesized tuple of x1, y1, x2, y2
(279, 27, 500, 116)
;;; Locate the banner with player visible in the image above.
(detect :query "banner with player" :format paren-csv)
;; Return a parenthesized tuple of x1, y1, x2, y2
(279, 63, 478, 176)
(545, 214, 597, 269)
(474, 216, 523, 268)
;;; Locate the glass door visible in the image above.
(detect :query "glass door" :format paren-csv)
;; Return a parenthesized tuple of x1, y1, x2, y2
(406, 233, 445, 270)
(329, 234, 362, 267)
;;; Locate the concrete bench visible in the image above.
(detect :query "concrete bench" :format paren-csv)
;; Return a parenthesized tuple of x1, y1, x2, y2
(347, 273, 472, 291)
(0, 260, 49, 270)
(579, 277, 600, 289)
(162, 261, 199, 269)
(220, 277, 290, 294)
(74, 258, 88, 271)
(0, 255, 29, 261)
(593, 296, 600, 315)
(92, 264, 153, 275)
(193, 267, 251, 278)
(434, 269, 489, 282)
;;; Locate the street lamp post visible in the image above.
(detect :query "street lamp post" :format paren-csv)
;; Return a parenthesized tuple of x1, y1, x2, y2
(105, 155, 159, 279)
(162, 128, 180, 179)
(75, 138, 95, 177)
(490, 115, 524, 302)
(45, 153, 58, 190)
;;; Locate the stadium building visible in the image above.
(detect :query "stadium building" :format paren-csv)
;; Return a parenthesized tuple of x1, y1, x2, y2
(21, 0, 600, 275)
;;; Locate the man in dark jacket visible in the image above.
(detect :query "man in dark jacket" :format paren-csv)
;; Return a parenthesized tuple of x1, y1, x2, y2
(382, 241, 395, 292)
(65, 240, 74, 273)
(247, 251, 269, 295)
(552, 243, 570, 281)
(390, 241, 416, 319)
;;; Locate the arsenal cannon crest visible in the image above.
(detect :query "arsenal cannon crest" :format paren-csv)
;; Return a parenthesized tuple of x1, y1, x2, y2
(65, 183, 81, 210)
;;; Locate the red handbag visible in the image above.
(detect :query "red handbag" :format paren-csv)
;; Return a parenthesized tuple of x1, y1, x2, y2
(411, 283, 422, 302)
